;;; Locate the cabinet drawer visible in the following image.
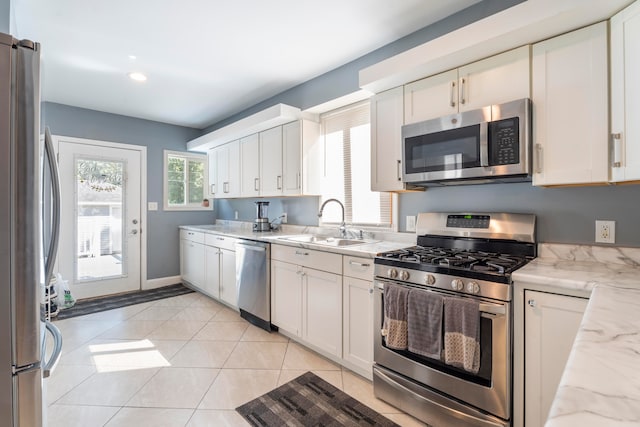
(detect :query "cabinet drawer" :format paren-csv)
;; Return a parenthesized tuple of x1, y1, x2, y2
(205, 233, 237, 251)
(342, 256, 374, 281)
(272, 244, 342, 274)
(180, 229, 205, 244)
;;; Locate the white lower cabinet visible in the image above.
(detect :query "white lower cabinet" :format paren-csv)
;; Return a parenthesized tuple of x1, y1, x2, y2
(342, 276, 373, 378)
(524, 290, 588, 427)
(271, 259, 303, 335)
(303, 267, 342, 358)
(180, 230, 237, 309)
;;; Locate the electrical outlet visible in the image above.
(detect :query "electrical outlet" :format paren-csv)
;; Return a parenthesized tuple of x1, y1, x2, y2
(148, 202, 158, 211)
(281, 213, 287, 223)
(406, 215, 417, 232)
(595, 220, 615, 244)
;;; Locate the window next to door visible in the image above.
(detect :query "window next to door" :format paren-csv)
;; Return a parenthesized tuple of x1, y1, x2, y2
(163, 150, 210, 211)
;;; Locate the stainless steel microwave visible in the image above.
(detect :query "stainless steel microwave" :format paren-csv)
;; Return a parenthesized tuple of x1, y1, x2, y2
(402, 98, 531, 186)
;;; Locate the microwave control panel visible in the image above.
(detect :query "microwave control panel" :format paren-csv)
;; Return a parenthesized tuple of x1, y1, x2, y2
(488, 117, 519, 165)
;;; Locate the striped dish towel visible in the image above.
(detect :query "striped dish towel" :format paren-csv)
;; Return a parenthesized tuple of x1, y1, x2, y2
(443, 296, 481, 374)
(382, 283, 409, 350)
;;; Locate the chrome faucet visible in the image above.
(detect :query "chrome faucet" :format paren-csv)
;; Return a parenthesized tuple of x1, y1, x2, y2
(318, 198, 347, 238)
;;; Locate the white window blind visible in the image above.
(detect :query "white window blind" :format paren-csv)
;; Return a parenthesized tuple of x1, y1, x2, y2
(320, 101, 392, 227)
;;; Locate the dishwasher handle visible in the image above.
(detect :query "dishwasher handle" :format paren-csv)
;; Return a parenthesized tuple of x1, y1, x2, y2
(235, 242, 268, 252)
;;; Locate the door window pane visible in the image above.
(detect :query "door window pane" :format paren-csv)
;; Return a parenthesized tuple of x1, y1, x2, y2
(75, 158, 126, 281)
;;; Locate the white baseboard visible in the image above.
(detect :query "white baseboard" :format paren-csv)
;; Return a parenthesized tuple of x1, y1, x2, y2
(144, 275, 182, 290)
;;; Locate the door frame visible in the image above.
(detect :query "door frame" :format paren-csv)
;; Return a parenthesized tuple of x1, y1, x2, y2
(53, 135, 148, 291)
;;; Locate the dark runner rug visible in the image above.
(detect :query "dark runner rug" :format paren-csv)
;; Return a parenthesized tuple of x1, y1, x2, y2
(236, 371, 400, 427)
(54, 283, 194, 320)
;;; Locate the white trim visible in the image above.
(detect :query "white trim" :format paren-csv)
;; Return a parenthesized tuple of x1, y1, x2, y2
(163, 150, 212, 212)
(144, 275, 182, 290)
(52, 134, 148, 292)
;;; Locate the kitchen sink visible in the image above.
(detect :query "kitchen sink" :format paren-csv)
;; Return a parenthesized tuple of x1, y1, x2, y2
(278, 235, 370, 247)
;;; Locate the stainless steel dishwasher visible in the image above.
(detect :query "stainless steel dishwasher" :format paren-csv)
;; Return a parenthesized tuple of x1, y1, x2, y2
(235, 239, 274, 332)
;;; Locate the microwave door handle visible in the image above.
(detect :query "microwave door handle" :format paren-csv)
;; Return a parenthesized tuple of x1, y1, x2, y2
(479, 122, 489, 167)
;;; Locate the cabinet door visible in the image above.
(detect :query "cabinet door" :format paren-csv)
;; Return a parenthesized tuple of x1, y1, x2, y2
(611, 1, 640, 182)
(260, 126, 283, 196)
(303, 267, 342, 358)
(226, 140, 241, 198)
(371, 87, 405, 191)
(282, 121, 301, 195)
(343, 276, 373, 377)
(524, 290, 588, 427)
(216, 144, 229, 197)
(240, 134, 260, 197)
(207, 148, 217, 197)
(204, 245, 221, 299)
(219, 248, 237, 307)
(404, 69, 458, 124)
(271, 260, 302, 336)
(458, 45, 530, 112)
(532, 23, 608, 186)
(181, 240, 205, 289)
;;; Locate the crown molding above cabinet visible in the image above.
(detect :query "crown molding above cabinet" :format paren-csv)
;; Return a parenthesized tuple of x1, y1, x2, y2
(187, 103, 319, 153)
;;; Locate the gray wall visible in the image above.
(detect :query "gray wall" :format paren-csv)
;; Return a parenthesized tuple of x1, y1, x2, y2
(1, 0, 9, 34)
(399, 183, 640, 247)
(43, 102, 214, 279)
(216, 196, 320, 226)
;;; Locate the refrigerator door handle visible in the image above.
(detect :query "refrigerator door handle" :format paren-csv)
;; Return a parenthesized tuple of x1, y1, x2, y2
(44, 127, 61, 286)
(42, 321, 62, 378)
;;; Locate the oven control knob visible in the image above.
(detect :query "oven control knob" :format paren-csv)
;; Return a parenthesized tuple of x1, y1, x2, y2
(399, 270, 410, 281)
(451, 279, 464, 291)
(387, 268, 398, 279)
(467, 281, 480, 294)
(425, 274, 436, 285)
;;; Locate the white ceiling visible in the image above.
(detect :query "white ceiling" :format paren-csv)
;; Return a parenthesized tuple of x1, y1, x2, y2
(12, 0, 480, 129)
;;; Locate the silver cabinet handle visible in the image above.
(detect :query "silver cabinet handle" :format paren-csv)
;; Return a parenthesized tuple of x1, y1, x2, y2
(295, 250, 309, 256)
(535, 143, 543, 174)
(254, 177, 259, 191)
(396, 160, 402, 181)
(223, 182, 229, 193)
(210, 184, 215, 194)
(349, 260, 370, 267)
(216, 237, 224, 240)
(460, 78, 466, 105)
(528, 299, 536, 308)
(450, 81, 456, 108)
(296, 172, 300, 189)
(131, 229, 138, 235)
(43, 321, 63, 378)
(277, 175, 282, 190)
(369, 288, 374, 294)
(612, 133, 623, 168)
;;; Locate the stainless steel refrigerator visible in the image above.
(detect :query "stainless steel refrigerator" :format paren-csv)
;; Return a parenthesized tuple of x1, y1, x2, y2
(0, 32, 63, 427)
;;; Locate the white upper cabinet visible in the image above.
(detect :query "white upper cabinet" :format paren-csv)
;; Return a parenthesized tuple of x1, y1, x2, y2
(240, 133, 260, 197)
(404, 46, 531, 125)
(611, 1, 640, 183)
(532, 22, 609, 186)
(282, 121, 302, 195)
(259, 126, 283, 197)
(209, 140, 240, 198)
(371, 87, 409, 192)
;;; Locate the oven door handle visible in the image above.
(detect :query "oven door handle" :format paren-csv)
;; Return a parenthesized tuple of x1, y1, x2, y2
(375, 282, 505, 316)
(479, 121, 489, 167)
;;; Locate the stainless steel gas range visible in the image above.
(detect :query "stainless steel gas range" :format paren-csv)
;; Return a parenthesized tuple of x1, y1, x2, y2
(373, 212, 536, 427)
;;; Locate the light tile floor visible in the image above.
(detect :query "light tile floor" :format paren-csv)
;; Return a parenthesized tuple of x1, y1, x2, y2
(47, 292, 427, 427)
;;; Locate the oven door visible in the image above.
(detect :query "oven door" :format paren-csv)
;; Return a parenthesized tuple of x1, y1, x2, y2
(373, 279, 511, 421)
(402, 108, 489, 183)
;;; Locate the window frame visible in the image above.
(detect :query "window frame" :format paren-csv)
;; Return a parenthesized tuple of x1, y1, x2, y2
(318, 100, 395, 231)
(163, 150, 210, 211)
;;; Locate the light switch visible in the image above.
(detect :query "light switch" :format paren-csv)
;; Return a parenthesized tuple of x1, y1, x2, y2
(148, 202, 158, 211)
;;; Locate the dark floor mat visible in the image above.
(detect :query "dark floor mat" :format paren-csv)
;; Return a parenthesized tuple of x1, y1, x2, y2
(236, 371, 400, 427)
(53, 283, 194, 320)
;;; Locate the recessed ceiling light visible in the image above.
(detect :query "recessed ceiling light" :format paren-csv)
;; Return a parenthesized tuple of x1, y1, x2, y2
(128, 72, 147, 82)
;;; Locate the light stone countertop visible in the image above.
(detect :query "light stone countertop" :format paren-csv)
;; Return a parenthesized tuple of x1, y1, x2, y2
(512, 244, 640, 427)
(179, 222, 414, 259)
